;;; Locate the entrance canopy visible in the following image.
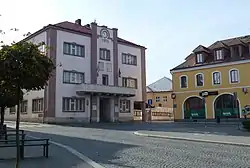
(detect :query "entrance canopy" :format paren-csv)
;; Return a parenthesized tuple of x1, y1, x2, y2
(76, 91, 135, 97)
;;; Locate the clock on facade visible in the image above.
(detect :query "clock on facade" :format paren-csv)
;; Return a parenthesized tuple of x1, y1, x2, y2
(100, 28, 110, 39)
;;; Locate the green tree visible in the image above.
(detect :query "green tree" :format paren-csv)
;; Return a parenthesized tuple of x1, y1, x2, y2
(0, 41, 55, 168)
(0, 85, 23, 126)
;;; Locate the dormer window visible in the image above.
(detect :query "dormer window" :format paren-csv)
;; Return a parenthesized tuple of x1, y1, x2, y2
(196, 53, 203, 63)
(215, 50, 223, 60)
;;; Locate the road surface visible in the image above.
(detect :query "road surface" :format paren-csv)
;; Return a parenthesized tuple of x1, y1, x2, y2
(6, 122, 250, 168)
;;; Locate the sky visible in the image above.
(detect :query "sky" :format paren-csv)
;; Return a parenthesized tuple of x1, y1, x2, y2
(1, 0, 250, 85)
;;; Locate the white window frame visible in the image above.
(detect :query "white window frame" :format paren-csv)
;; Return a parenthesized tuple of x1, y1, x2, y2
(63, 71, 85, 84)
(215, 50, 223, 60)
(229, 68, 240, 84)
(100, 48, 110, 61)
(212, 71, 221, 85)
(180, 75, 188, 88)
(20, 100, 28, 114)
(195, 73, 204, 87)
(120, 99, 130, 113)
(122, 77, 137, 88)
(156, 96, 161, 102)
(62, 97, 85, 112)
(196, 53, 203, 63)
(32, 98, 44, 113)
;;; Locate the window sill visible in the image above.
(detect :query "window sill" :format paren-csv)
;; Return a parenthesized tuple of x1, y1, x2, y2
(63, 82, 84, 85)
(122, 63, 137, 66)
(32, 111, 43, 114)
(64, 53, 85, 58)
(120, 111, 131, 113)
(21, 112, 28, 115)
(62, 111, 85, 113)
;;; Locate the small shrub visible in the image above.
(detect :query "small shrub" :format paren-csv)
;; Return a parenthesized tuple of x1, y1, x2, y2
(242, 121, 250, 131)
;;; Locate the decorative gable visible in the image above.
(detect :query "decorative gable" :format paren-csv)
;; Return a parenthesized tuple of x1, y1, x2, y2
(192, 45, 210, 53)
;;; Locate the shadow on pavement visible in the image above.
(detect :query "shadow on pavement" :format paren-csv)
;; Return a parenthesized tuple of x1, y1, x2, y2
(25, 130, 138, 168)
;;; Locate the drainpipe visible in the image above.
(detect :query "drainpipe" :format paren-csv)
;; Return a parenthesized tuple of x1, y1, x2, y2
(89, 94, 92, 123)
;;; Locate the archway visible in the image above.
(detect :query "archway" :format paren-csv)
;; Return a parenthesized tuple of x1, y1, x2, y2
(183, 96, 206, 119)
(214, 94, 240, 118)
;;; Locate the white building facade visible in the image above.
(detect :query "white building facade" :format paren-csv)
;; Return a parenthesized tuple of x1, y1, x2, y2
(4, 19, 147, 124)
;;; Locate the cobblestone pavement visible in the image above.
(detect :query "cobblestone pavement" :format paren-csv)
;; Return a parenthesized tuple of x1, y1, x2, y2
(8, 122, 250, 168)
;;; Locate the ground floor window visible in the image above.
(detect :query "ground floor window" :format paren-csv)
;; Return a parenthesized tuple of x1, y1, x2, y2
(20, 100, 28, 114)
(9, 106, 16, 114)
(62, 97, 85, 112)
(183, 97, 205, 119)
(32, 98, 44, 113)
(120, 99, 130, 113)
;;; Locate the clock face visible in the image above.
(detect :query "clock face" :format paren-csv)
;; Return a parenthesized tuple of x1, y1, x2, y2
(100, 29, 110, 39)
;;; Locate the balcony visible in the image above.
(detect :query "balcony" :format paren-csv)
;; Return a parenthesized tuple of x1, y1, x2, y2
(76, 83, 136, 97)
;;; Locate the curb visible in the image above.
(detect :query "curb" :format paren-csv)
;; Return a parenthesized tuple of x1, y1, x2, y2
(133, 131, 250, 147)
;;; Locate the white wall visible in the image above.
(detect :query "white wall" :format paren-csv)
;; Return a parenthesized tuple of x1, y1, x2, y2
(117, 44, 142, 118)
(55, 30, 91, 118)
(96, 26, 114, 85)
(118, 44, 142, 101)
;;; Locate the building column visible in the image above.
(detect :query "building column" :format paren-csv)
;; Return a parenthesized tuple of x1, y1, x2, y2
(114, 96, 119, 122)
(90, 95, 99, 122)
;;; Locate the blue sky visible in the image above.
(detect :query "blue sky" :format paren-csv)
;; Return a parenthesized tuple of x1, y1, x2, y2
(1, 0, 250, 84)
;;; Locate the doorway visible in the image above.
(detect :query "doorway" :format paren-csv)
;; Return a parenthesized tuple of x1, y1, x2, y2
(99, 98, 111, 122)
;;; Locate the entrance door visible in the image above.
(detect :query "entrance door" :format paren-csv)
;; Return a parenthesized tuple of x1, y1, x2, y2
(214, 94, 239, 118)
(99, 98, 111, 122)
(184, 97, 205, 119)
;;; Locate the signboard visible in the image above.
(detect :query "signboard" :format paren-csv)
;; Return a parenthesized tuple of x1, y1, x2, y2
(173, 104, 177, 108)
(148, 99, 152, 105)
(199, 91, 218, 97)
(222, 112, 231, 116)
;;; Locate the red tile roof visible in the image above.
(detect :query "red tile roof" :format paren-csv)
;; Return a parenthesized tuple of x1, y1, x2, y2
(53, 21, 145, 49)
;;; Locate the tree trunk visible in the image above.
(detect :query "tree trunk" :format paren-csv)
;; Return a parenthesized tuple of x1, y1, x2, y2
(15, 84, 21, 168)
(0, 106, 5, 126)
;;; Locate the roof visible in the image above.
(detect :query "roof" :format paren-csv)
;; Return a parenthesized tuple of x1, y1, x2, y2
(147, 77, 172, 92)
(171, 35, 250, 71)
(24, 21, 146, 49)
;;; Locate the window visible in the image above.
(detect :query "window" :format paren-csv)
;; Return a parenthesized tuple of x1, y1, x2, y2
(215, 50, 223, 60)
(63, 71, 84, 84)
(120, 99, 130, 113)
(106, 63, 112, 72)
(180, 76, 188, 88)
(20, 100, 28, 114)
(196, 73, 204, 87)
(122, 53, 137, 65)
(32, 98, 44, 113)
(230, 69, 239, 83)
(156, 96, 160, 102)
(63, 42, 85, 57)
(163, 96, 168, 102)
(213, 72, 221, 85)
(62, 97, 85, 112)
(196, 53, 203, 63)
(100, 48, 110, 61)
(122, 77, 137, 88)
(98, 62, 104, 71)
(9, 106, 16, 114)
(102, 74, 109, 85)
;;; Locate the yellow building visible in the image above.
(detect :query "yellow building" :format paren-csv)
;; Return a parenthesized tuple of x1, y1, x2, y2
(170, 36, 250, 121)
(147, 77, 173, 108)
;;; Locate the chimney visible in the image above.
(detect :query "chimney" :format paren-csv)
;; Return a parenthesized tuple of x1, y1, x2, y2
(75, 19, 81, 25)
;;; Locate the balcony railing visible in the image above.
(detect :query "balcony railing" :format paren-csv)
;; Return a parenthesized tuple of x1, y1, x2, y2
(76, 83, 136, 96)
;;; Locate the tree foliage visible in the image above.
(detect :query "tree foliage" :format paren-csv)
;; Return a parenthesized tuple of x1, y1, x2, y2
(0, 41, 55, 91)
